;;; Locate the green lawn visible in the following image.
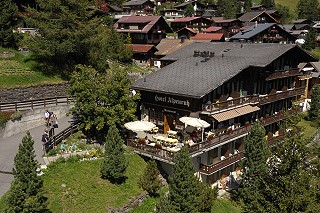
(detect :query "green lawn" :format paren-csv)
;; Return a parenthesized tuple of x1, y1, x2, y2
(211, 199, 242, 213)
(297, 118, 318, 138)
(0, 48, 64, 89)
(253, 0, 318, 12)
(42, 153, 146, 213)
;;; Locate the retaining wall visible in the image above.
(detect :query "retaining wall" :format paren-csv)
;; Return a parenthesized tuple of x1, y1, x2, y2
(0, 105, 72, 138)
(0, 83, 69, 102)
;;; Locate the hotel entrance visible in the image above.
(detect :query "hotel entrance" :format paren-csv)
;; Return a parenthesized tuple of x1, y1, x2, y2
(164, 113, 175, 133)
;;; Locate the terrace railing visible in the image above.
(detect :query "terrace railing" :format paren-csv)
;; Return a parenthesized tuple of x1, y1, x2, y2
(0, 96, 73, 112)
(202, 87, 305, 113)
(266, 68, 300, 81)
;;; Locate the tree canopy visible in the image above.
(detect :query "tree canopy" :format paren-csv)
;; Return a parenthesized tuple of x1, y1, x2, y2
(68, 64, 139, 139)
(303, 27, 317, 51)
(138, 159, 161, 196)
(0, 0, 21, 49)
(184, 4, 195, 17)
(308, 84, 320, 124)
(297, 0, 319, 21)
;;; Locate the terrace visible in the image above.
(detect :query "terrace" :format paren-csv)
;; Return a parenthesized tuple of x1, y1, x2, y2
(127, 111, 286, 163)
(202, 86, 305, 113)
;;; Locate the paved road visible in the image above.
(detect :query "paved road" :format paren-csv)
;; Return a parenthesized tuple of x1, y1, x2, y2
(0, 115, 73, 197)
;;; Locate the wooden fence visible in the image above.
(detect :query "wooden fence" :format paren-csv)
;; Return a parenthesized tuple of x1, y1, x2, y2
(44, 121, 79, 152)
(0, 96, 73, 112)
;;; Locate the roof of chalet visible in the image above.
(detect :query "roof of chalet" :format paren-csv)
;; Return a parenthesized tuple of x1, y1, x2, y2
(114, 16, 172, 33)
(238, 11, 277, 23)
(212, 17, 238, 23)
(204, 26, 222, 33)
(294, 24, 309, 30)
(293, 19, 309, 24)
(123, 0, 154, 6)
(192, 33, 224, 41)
(155, 39, 197, 56)
(108, 5, 123, 12)
(170, 17, 202, 23)
(174, 0, 204, 8)
(133, 43, 315, 98)
(177, 27, 197, 34)
(230, 23, 292, 40)
(125, 44, 157, 53)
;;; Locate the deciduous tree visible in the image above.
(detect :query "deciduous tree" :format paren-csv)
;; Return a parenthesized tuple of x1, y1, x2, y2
(68, 64, 139, 139)
(6, 131, 49, 212)
(100, 124, 127, 183)
(138, 159, 161, 196)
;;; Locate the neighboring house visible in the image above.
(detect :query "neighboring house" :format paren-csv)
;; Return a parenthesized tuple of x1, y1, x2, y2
(108, 5, 123, 14)
(174, 0, 206, 16)
(123, 0, 155, 16)
(212, 17, 242, 37)
(130, 42, 316, 187)
(204, 26, 228, 37)
(114, 16, 173, 44)
(238, 11, 278, 24)
(250, 4, 267, 11)
(230, 23, 296, 43)
(160, 9, 184, 21)
(298, 61, 320, 98)
(177, 27, 197, 39)
(154, 38, 197, 67)
(192, 33, 225, 42)
(125, 44, 158, 65)
(293, 19, 314, 25)
(170, 17, 213, 33)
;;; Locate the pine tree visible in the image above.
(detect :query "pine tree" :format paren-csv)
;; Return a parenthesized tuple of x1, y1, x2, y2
(197, 182, 218, 213)
(184, 4, 195, 17)
(235, 123, 271, 213)
(308, 84, 320, 123)
(303, 28, 317, 51)
(297, 0, 319, 21)
(6, 131, 49, 213)
(138, 159, 161, 196)
(263, 120, 315, 212)
(0, 0, 22, 48)
(261, 0, 274, 9)
(243, 0, 252, 13)
(168, 146, 198, 213)
(156, 194, 173, 213)
(100, 124, 127, 183)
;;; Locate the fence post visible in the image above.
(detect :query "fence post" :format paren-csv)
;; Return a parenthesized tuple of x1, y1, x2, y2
(31, 98, 33, 110)
(66, 97, 69, 105)
(15, 103, 17, 111)
(44, 99, 46, 108)
(56, 97, 58, 106)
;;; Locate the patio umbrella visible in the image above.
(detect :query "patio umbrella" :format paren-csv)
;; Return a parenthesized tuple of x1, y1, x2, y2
(179, 117, 210, 141)
(124, 120, 156, 132)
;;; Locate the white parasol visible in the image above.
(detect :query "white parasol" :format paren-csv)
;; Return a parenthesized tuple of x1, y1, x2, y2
(124, 120, 156, 132)
(179, 117, 210, 141)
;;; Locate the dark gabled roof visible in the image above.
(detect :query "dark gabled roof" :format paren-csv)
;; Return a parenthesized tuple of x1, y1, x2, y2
(293, 24, 309, 30)
(155, 39, 197, 56)
(238, 11, 277, 23)
(108, 5, 123, 12)
(230, 23, 295, 41)
(174, 0, 205, 8)
(133, 43, 314, 98)
(123, 0, 154, 6)
(114, 16, 172, 33)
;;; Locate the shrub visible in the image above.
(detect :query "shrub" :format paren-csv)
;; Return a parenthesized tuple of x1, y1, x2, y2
(47, 148, 58, 156)
(66, 155, 81, 163)
(10, 111, 24, 121)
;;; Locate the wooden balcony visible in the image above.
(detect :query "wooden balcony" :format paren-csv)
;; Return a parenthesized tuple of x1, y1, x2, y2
(202, 87, 305, 113)
(128, 112, 287, 163)
(266, 68, 300, 81)
(199, 152, 245, 175)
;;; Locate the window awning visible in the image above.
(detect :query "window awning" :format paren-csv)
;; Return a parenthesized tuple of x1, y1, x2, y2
(211, 105, 260, 122)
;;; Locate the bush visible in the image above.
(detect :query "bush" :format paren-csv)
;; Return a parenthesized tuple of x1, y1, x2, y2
(47, 148, 58, 156)
(10, 111, 24, 121)
(66, 155, 81, 163)
(0, 111, 15, 128)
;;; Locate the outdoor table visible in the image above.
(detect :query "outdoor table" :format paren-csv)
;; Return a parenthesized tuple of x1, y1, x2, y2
(167, 130, 177, 136)
(165, 138, 178, 144)
(168, 147, 180, 152)
(153, 135, 166, 142)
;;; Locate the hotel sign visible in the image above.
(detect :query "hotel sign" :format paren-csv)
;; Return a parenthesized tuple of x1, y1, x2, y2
(141, 92, 199, 111)
(155, 95, 190, 107)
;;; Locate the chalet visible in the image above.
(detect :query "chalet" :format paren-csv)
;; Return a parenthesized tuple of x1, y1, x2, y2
(238, 11, 278, 24)
(170, 17, 213, 33)
(250, 4, 267, 11)
(123, 0, 155, 16)
(129, 42, 316, 187)
(204, 26, 225, 33)
(192, 33, 225, 42)
(114, 16, 173, 45)
(177, 27, 197, 39)
(174, 0, 206, 16)
(108, 5, 123, 14)
(160, 9, 184, 21)
(125, 44, 158, 65)
(298, 61, 320, 98)
(230, 23, 297, 44)
(293, 19, 314, 25)
(212, 17, 242, 37)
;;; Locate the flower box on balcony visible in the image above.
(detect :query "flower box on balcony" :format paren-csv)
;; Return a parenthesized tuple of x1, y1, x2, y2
(227, 129, 233, 133)
(264, 114, 270, 119)
(138, 138, 147, 145)
(244, 121, 250, 127)
(155, 143, 162, 149)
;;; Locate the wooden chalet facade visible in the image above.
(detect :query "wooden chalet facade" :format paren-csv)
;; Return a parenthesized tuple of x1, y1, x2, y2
(212, 17, 242, 37)
(170, 17, 213, 33)
(174, 0, 206, 16)
(160, 9, 184, 21)
(123, 0, 155, 15)
(114, 16, 173, 44)
(238, 11, 278, 24)
(130, 42, 316, 186)
(230, 23, 297, 44)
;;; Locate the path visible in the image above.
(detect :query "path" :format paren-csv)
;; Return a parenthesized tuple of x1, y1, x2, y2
(0, 115, 74, 197)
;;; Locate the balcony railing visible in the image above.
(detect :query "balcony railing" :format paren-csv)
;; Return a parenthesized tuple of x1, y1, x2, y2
(202, 87, 305, 113)
(266, 68, 300, 81)
(128, 112, 286, 163)
(199, 152, 245, 175)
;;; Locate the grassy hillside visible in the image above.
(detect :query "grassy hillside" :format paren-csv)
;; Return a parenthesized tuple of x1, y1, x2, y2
(252, 0, 303, 12)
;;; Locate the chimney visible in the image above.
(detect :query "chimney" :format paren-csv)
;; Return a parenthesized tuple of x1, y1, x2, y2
(210, 51, 215, 57)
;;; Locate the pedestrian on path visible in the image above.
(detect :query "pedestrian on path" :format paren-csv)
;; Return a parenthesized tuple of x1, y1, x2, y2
(41, 129, 49, 153)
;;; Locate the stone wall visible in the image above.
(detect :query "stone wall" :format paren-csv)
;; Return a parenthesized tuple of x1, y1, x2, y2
(0, 83, 69, 102)
(108, 192, 149, 213)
